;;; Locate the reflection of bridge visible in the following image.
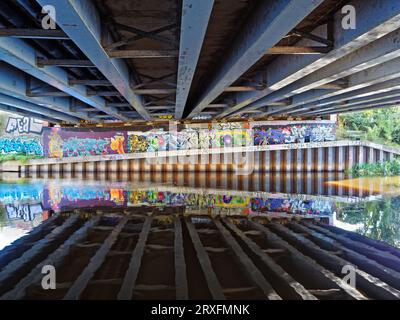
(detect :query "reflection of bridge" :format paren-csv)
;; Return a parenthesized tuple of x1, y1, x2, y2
(2, 140, 400, 174)
(1, 208, 399, 300)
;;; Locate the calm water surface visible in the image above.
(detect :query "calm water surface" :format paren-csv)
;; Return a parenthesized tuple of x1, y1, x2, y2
(0, 172, 399, 250)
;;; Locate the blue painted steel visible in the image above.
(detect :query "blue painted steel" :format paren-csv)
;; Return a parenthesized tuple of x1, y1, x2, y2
(175, 0, 214, 119)
(0, 62, 90, 121)
(0, 102, 61, 124)
(0, 93, 79, 123)
(36, 0, 150, 120)
(0, 36, 125, 121)
(222, 0, 400, 118)
(186, 0, 324, 119)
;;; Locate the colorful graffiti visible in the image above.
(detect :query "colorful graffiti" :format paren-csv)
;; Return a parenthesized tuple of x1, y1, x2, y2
(253, 123, 336, 145)
(0, 179, 336, 216)
(5, 203, 43, 222)
(41, 121, 336, 158)
(5, 116, 44, 135)
(0, 136, 43, 156)
(127, 133, 148, 153)
(250, 198, 334, 215)
(146, 131, 169, 152)
(44, 128, 127, 158)
(0, 183, 44, 203)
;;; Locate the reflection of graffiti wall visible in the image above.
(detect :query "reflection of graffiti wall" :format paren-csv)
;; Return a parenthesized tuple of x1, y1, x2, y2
(6, 203, 43, 222)
(41, 121, 336, 158)
(43, 184, 128, 211)
(250, 198, 334, 215)
(0, 183, 44, 203)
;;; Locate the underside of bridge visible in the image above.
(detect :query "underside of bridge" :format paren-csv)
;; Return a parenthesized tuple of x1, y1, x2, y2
(0, 0, 399, 125)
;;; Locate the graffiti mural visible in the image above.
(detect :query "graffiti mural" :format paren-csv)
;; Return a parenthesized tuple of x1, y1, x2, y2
(127, 132, 148, 153)
(253, 123, 336, 145)
(43, 128, 128, 158)
(146, 131, 169, 152)
(5, 203, 43, 222)
(40, 121, 336, 158)
(250, 197, 334, 215)
(0, 183, 44, 203)
(5, 116, 44, 135)
(0, 136, 43, 156)
(0, 179, 337, 217)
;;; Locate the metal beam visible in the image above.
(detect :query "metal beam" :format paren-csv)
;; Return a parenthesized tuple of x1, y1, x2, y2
(64, 217, 129, 300)
(185, 218, 225, 300)
(105, 23, 177, 50)
(0, 103, 61, 124)
(0, 92, 80, 123)
(175, 0, 214, 120)
(266, 35, 400, 116)
(36, 58, 94, 68)
(0, 28, 69, 39)
(37, 0, 151, 120)
(236, 30, 400, 117)
(69, 79, 111, 86)
(220, 0, 400, 118)
(186, 0, 324, 118)
(114, 23, 178, 47)
(174, 217, 188, 300)
(224, 86, 263, 92)
(299, 77, 400, 112)
(314, 88, 400, 110)
(266, 46, 331, 55)
(290, 93, 400, 116)
(0, 62, 90, 121)
(134, 89, 176, 95)
(87, 90, 122, 97)
(304, 102, 399, 117)
(107, 49, 179, 59)
(117, 217, 152, 300)
(0, 36, 126, 120)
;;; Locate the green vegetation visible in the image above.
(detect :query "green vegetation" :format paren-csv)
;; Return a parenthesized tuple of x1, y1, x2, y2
(336, 197, 400, 248)
(0, 154, 43, 163)
(338, 106, 400, 147)
(348, 159, 400, 177)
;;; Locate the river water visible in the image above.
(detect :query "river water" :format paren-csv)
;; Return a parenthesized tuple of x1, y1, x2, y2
(0, 172, 399, 251)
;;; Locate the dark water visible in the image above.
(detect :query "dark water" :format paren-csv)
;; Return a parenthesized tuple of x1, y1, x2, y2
(0, 172, 399, 250)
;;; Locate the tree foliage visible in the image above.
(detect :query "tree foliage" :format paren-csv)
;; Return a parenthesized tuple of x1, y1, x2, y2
(339, 106, 400, 145)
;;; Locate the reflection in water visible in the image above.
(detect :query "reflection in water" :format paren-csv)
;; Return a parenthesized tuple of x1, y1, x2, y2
(336, 197, 400, 248)
(0, 173, 399, 249)
(327, 176, 400, 195)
